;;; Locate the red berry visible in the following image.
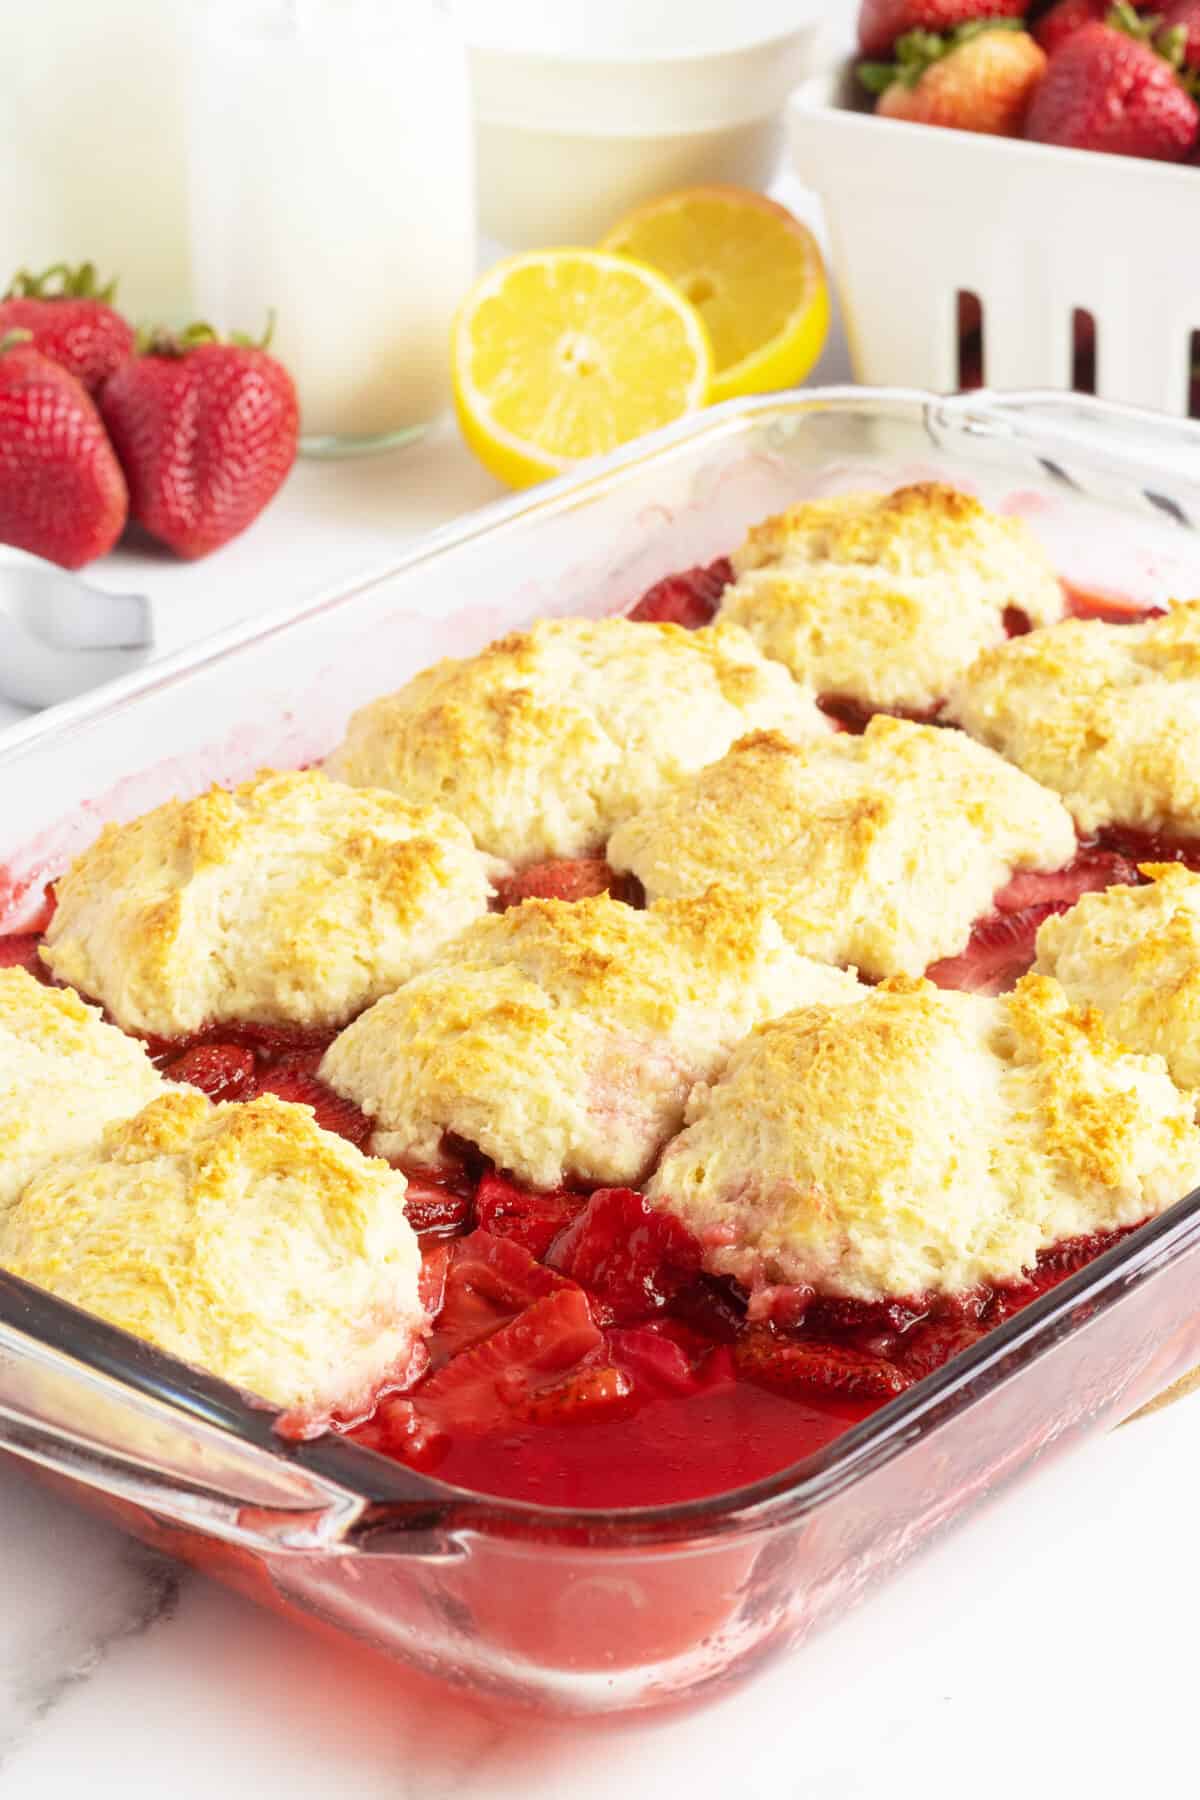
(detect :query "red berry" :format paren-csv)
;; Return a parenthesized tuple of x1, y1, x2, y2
(869, 25, 1047, 136)
(1095, 825, 1200, 871)
(628, 557, 734, 628)
(518, 1361, 634, 1426)
(1063, 584, 1166, 623)
(0, 338, 128, 569)
(547, 1188, 703, 1324)
(475, 1170, 588, 1260)
(162, 1041, 257, 1102)
(401, 1172, 476, 1238)
(990, 847, 1140, 912)
(434, 1229, 576, 1362)
(255, 1066, 373, 1150)
(817, 695, 943, 733)
(492, 858, 642, 910)
(926, 901, 1066, 994)
(858, 0, 1025, 57)
(736, 1326, 912, 1400)
(417, 1287, 605, 1431)
(100, 327, 298, 559)
(1161, 0, 1200, 69)
(1025, 20, 1199, 160)
(0, 264, 134, 395)
(1032, 0, 1109, 56)
(0, 934, 45, 978)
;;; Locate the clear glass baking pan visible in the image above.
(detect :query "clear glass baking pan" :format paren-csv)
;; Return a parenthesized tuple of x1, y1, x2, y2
(3, 387, 1200, 1717)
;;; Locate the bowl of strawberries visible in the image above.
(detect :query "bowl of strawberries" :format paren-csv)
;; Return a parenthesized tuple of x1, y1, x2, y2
(790, 1, 1200, 412)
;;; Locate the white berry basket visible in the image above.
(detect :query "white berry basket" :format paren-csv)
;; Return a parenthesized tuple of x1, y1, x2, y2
(790, 62, 1200, 415)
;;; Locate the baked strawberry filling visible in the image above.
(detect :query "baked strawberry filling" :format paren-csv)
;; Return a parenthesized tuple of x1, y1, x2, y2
(627, 556, 734, 628)
(628, 554, 1049, 734)
(4, 546, 1182, 1512)
(926, 848, 1139, 994)
(1093, 826, 1200, 873)
(347, 1185, 1143, 1507)
(491, 859, 644, 909)
(1061, 583, 1166, 625)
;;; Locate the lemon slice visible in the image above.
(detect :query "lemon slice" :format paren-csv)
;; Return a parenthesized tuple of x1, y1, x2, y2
(601, 187, 830, 405)
(452, 249, 713, 490)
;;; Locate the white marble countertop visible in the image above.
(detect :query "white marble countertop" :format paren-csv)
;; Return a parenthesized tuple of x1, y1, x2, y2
(4, 171, 1198, 1794)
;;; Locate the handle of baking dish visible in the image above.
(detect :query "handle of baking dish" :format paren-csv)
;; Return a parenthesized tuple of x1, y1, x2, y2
(0, 1285, 461, 1560)
(927, 389, 1200, 527)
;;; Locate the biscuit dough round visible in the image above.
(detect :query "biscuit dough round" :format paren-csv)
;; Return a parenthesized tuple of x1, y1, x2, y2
(326, 616, 827, 863)
(0, 1089, 425, 1422)
(320, 888, 863, 1190)
(717, 482, 1065, 713)
(40, 769, 496, 1038)
(646, 974, 1200, 1303)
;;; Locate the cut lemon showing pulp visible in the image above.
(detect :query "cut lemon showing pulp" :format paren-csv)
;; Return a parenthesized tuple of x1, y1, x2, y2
(601, 187, 830, 405)
(452, 249, 713, 490)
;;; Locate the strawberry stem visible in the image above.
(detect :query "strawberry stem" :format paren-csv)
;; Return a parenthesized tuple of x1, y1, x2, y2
(135, 310, 277, 357)
(3, 262, 118, 304)
(858, 16, 1024, 92)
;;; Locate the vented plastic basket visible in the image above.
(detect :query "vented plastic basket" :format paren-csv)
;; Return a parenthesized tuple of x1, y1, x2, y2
(790, 65, 1200, 417)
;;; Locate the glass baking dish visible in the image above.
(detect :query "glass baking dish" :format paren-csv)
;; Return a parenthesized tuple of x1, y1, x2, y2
(3, 387, 1200, 1717)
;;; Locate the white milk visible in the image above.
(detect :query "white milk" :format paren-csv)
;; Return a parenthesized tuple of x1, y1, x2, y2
(0, 0, 192, 320)
(188, 0, 475, 449)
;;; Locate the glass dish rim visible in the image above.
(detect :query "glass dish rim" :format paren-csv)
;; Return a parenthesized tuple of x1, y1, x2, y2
(4, 383, 1200, 1552)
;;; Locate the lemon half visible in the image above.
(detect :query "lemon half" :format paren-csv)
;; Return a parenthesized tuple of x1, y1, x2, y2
(452, 248, 714, 490)
(602, 186, 829, 405)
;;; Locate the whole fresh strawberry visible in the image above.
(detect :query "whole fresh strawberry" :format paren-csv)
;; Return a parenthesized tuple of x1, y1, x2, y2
(0, 331, 128, 568)
(0, 263, 134, 396)
(1025, 8, 1200, 157)
(861, 22, 1048, 134)
(858, 0, 1025, 56)
(1032, 0, 1111, 54)
(1160, 0, 1200, 69)
(100, 321, 299, 560)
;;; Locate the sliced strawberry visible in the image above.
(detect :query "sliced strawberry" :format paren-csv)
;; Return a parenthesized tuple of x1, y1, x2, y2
(492, 858, 642, 910)
(926, 901, 1067, 994)
(992, 848, 1140, 913)
(162, 1041, 257, 1102)
(356, 1396, 451, 1471)
(1096, 825, 1200, 872)
(547, 1188, 703, 1324)
(816, 695, 943, 734)
(736, 1326, 911, 1400)
(433, 1229, 575, 1363)
(255, 1066, 373, 1150)
(894, 1313, 988, 1382)
(0, 934, 44, 977)
(475, 1170, 588, 1260)
(417, 1287, 604, 1432)
(628, 557, 734, 629)
(607, 1324, 705, 1395)
(1062, 581, 1166, 623)
(801, 1292, 933, 1336)
(418, 1243, 452, 1318)
(218, 1019, 339, 1064)
(518, 1363, 635, 1426)
(670, 1275, 748, 1344)
(401, 1171, 475, 1239)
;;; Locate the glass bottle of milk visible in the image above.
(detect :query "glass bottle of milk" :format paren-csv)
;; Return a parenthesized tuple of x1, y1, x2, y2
(188, 0, 475, 455)
(0, 0, 192, 320)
